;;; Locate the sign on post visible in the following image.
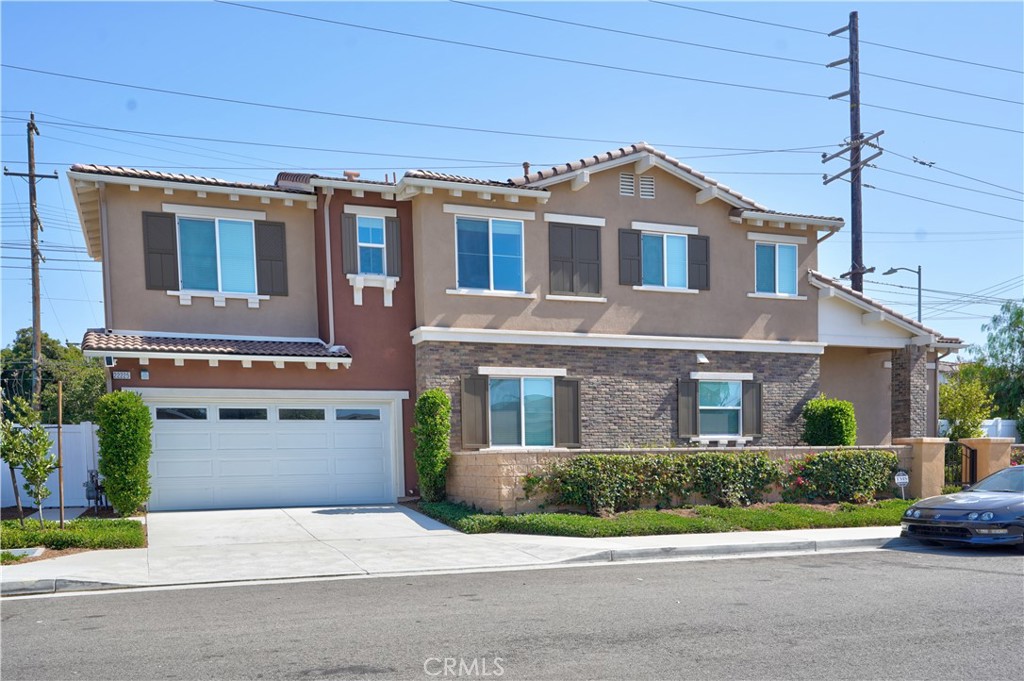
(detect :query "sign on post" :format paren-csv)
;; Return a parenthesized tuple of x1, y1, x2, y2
(895, 470, 910, 499)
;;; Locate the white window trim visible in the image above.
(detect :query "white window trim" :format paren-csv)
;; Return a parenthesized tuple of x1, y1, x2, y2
(162, 203, 266, 220)
(543, 213, 606, 227)
(355, 214, 387, 277)
(693, 436, 753, 445)
(545, 294, 608, 303)
(690, 372, 754, 381)
(478, 366, 567, 377)
(446, 288, 536, 300)
(343, 204, 397, 218)
(176, 214, 258, 297)
(640, 232, 689, 290)
(443, 204, 535, 221)
(453, 215, 526, 293)
(631, 221, 698, 236)
(347, 273, 399, 307)
(696, 379, 743, 438)
(754, 241, 799, 296)
(487, 376, 556, 449)
(746, 292, 808, 301)
(746, 231, 807, 245)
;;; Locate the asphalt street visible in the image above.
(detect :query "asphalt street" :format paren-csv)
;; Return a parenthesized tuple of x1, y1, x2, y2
(2, 547, 1022, 680)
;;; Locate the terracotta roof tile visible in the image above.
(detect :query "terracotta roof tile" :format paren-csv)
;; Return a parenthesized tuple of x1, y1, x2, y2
(404, 169, 521, 188)
(809, 271, 962, 344)
(70, 164, 313, 195)
(82, 330, 350, 358)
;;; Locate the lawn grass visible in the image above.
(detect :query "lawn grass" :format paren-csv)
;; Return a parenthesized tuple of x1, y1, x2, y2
(419, 499, 913, 538)
(1, 550, 27, 564)
(0, 518, 146, 550)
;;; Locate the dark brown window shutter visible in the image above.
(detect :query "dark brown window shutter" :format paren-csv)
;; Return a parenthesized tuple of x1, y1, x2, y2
(549, 224, 574, 294)
(575, 226, 601, 295)
(461, 376, 489, 450)
(742, 381, 763, 437)
(678, 379, 699, 438)
(385, 216, 402, 277)
(689, 234, 710, 290)
(255, 221, 288, 296)
(342, 213, 358, 274)
(555, 377, 582, 448)
(142, 211, 179, 290)
(618, 229, 641, 286)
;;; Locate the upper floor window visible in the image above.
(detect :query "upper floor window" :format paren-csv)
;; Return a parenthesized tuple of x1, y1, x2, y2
(179, 217, 256, 294)
(642, 232, 688, 288)
(456, 216, 524, 292)
(357, 216, 386, 275)
(755, 242, 798, 295)
(549, 223, 601, 296)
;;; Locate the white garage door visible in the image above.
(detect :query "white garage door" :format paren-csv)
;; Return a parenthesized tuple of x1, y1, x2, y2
(147, 394, 398, 511)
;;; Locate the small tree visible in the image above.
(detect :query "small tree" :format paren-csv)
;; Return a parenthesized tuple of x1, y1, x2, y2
(939, 371, 994, 441)
(801, 394, 857, 446)
(1, 396, 56, 528)
(96, 391, 152, 516)
(411, 388, 452, 502)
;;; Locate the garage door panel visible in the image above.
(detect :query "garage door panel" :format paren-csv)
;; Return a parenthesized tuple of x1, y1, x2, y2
(153, 486, 215, 510)
(333, 431, 383, 449)
(219, 459, 276, 477)
(276, 432, 330, 449)
(155, 432, 212, 451)
(278, 458, 332, 476)
(335, 455, 386, 476)
(337, 481, 390, 504)
(217, 432, 276, 450)
(154, 460, 214, 478)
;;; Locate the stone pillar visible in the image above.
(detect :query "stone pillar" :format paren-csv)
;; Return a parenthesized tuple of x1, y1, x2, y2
(891, 345, 929, 439)
(958, 438, 1014, 481)
(893, 437, 948, 499)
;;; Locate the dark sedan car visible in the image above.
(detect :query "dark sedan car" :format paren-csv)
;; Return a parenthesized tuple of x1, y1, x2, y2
(901, 465, 1024, 551)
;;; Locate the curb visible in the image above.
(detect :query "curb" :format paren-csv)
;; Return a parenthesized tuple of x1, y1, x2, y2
(1, 579, 133, 597)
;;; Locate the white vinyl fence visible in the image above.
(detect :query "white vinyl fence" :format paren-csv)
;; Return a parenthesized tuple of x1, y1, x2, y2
(938, 418, 1020, 442)
(1, 422, 98, 508)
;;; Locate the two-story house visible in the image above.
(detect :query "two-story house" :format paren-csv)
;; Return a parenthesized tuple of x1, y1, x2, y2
(70, 142, 961, 511)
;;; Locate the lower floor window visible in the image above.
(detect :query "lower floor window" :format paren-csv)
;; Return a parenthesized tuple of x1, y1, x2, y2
(698, 381, 741, 436)
(489, 377, 554, 446)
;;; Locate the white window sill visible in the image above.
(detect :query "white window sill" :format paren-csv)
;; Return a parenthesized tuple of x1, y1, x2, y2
(632, 285, 698, 294)
(479, 446, 563, 452)
(692, 436, 753, 445)
(545, 294, 608, 303)
(446, 288, 536, 300)
(347, 273, 399, 307)
(167, 290, 269, 309)
(747, 292, 807, 301)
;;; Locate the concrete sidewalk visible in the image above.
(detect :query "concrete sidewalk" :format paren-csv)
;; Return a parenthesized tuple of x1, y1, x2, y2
(1, 505, 907, 596)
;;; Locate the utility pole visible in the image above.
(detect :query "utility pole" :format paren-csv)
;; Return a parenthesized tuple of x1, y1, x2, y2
(822, 11, 883, 293)
(4, 113, 58, 410)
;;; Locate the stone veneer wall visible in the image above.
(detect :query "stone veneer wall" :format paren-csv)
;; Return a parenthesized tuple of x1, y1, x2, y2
(415, 342, 821, 451)
(891, 345, 929, 439)
(447, 446, 915, 514)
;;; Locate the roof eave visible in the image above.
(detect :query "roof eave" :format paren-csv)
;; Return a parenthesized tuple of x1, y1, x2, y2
(67, 170, 317, 205)
(82, 347, 353, 368)
(397, 176, 550, 201)
(310, 177, 397, 195)
(734, 209, 844, 230)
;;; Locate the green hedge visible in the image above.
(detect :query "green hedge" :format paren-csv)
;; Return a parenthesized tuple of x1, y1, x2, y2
(96, 391, 153, 516)
(1, 518, 146, 550)
(801, 394, 857, 446)
(412, 388, 452, 502)
(783, 449, 899, 503)
(525, 451, 783, 514)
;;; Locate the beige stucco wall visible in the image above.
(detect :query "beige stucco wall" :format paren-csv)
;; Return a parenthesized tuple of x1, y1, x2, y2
(103, 184, 318, 337)
(820, 346, 893, 445)
(411, 166, 820, 341)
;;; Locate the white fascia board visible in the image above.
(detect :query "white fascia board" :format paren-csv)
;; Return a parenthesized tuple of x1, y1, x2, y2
(67, 171, 314, 203)
(813, 280, 934, 339)
(543, 213, 606, 227)
(310, 178, 397, 195)
(131, 388, 408, 402)
(443, 204, 536, 221)
(737, 210, 843, 229)
(343, 204, 398, 218)
(403, 177, 548, 200)
(84, 348, 351, 367)
(631, 221, 698, 235)
(68, 174, 102, 260)
(478, 366, 568, 377)
(109, 329, 325, 344)
(162, 203, 266, 220)
(411, 326, 825, 355)
(746, 231, 808, 245)
(818, 335, 906, 349)
(690, 371, 754, 381)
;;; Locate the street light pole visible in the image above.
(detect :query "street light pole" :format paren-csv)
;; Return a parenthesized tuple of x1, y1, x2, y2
(883, 265, 922, 322)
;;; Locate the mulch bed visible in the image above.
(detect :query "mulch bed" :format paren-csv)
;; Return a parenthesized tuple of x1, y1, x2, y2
(662, 502, 845, 517)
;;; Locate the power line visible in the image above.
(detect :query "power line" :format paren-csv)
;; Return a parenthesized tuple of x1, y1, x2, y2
(870, 166, 1023, 203)
(455, 1, 1022, 105)
(652, 1, 1024, 74)
(863, 279, 1021, 302)
(861, 183, 1023, 222)
(867, 142, 1024, 196)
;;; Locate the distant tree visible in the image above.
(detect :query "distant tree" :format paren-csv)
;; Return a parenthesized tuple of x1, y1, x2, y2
(968, 301, 1024, 418)
(939, 371, 995, 441)
(1, 327, 105, 423)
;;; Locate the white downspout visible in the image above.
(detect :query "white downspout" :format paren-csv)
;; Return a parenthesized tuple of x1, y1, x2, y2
(322, 188, 336, 348)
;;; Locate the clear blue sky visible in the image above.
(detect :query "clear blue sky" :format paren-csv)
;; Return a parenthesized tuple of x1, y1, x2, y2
(2, 1, 1021, 351)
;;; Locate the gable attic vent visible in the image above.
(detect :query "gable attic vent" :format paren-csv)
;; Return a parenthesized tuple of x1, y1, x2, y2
(639, 175, 655, 199)
(619, 173, 635, 197)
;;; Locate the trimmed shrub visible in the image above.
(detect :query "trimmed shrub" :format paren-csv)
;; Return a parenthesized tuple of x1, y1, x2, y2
(802, 394, 857, 446)
(525, 454, 690, 515)
(96, 391, 152, 516)
(685, 451, 783, 507)
(783, 449, 899, 503)
(412, 388, 452, 502)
